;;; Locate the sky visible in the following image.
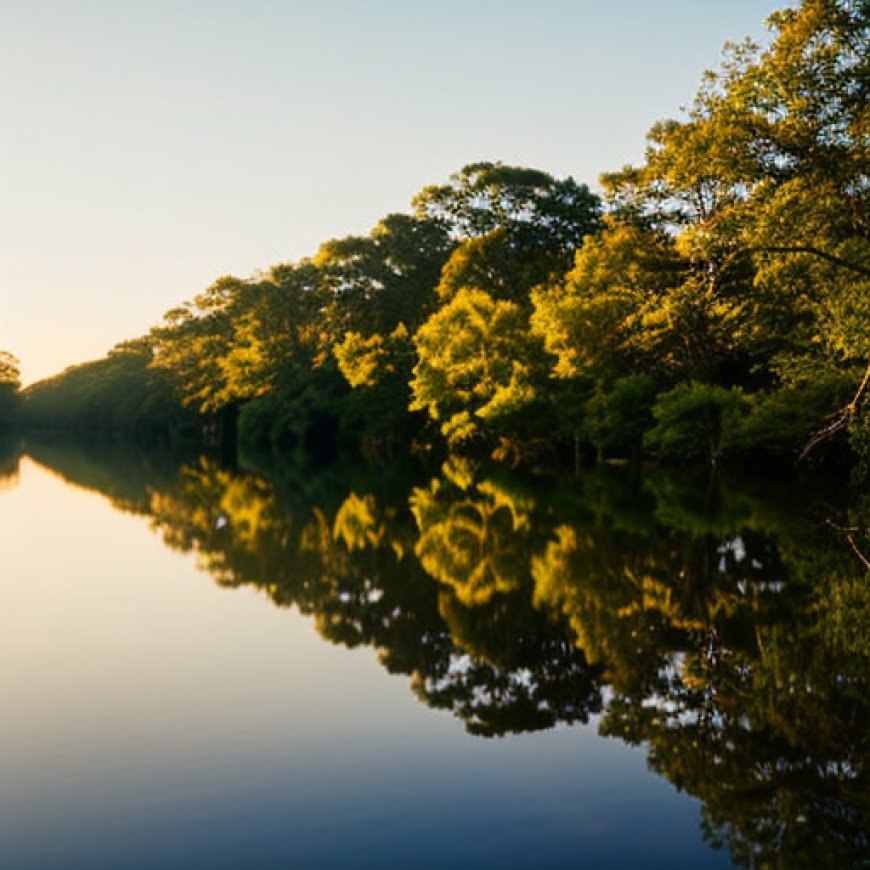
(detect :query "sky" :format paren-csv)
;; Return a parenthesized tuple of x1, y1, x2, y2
(1, 0, 787, 385)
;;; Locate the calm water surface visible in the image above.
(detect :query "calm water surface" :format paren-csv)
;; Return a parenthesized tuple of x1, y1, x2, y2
(1, 440, 868, 868)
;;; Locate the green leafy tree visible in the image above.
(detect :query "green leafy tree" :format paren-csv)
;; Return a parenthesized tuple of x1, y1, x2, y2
(150, 275, 261, 414)
(316, 214, 455, 453)
(413, 161, 600, 249)
(531, 221, 685, 382)
(315, 214, 453, 342)
(705, 1, 870, 456)
(529, 1, 868, 466)
(609, 1, 868, 453)
(416, 162, 601, 308)
(644, 382, 750, 464)
(333, 324, 421, 455)
(435, 227, 571, 306)
(410, 287, 545, 449)
(0, 350, 21, 428)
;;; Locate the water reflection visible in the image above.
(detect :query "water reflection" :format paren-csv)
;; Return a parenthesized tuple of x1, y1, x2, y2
(0, 436, 20, 489)
(18, 438, 870, 867)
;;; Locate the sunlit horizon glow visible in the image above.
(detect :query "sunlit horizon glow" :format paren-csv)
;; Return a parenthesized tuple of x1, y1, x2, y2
(1, 0, 785, 386)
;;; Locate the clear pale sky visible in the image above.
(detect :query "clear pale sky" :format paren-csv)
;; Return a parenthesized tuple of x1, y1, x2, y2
(1, 0, 786, 385)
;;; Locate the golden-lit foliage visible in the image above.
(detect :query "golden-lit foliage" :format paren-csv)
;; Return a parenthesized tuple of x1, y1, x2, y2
(334, 323, 409, 390)
(149, 276, 257, 413)
(334, 331, 387, 390)
(334, 492, 390, 553)
(530, 221, 684, 379)
(0, 350, 21, 390)
(410, 458, 534, 605)
(410, 288, 540, 446)
(529, 0, 869, 463)
(17, 3, 870, 472)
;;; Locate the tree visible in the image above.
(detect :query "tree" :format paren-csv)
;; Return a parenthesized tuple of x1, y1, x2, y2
(530, 219, 686, 381)
(527, 1, 868, 464)
(643, 382, 749, 464)
(0, 350, 21, 428)
(406, 165, 602, 459)
(434, 226, 567, 306)
(707, 1, 870, 455)
(150, 275, 260, 414)
(410, 287, 544, 449)
(334, 324, 420, 455)
(612, 1, 868, 453)
(413, 161, 601, 247)
(415, 162, 601, 302)
(321, 214, 455, 453)
(314, 213, 454, 344)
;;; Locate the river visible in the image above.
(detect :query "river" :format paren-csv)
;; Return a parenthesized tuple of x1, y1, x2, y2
(1, 438, 867, 868)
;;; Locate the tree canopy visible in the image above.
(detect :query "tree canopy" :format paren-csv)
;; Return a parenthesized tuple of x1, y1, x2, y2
(16, 0, 870, 474)
(0, 350, 21, 429)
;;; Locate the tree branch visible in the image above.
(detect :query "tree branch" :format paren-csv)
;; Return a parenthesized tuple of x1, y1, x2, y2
(718, 244, 870, 280)
(714, 241, 870, 462)
(825, 519, 870, 571)
(799, 361, 870, 461)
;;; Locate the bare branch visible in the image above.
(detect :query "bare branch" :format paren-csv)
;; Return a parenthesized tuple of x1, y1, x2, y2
(799, 361, 870, 461)
(799, 412, 850, 461)
(825, 519, 870, 571)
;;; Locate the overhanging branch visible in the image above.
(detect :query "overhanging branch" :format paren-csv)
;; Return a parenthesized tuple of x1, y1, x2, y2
(799, 361, 870, 461)
(718, 244, 870, 280)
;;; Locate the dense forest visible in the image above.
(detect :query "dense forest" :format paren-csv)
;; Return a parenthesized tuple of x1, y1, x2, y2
(3, 0, 868, 472)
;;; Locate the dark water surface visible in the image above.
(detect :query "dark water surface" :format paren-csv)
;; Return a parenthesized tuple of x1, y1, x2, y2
(1, 439, 868, 868)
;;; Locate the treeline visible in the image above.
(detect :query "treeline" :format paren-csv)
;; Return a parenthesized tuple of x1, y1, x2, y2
(0, 351, 20, 432)
(16, 341, 201, 444)
(15, 0, 870, 469)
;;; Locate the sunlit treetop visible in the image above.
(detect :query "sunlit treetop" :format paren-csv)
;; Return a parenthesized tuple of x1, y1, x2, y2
(413, 161, 601, 248)
(0, 351, 20, 389)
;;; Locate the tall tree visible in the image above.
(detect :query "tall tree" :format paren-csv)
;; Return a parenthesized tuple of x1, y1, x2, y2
(150, 275, 260, 414)
(532, 0, 868, 463)
(0, 350, 21, 428)
(408, 164, 602, 458)
(415, 162, 602, 304)
(413, 162, 601, 247)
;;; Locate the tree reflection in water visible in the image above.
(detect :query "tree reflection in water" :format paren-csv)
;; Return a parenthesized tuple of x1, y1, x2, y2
(21, 439, 870, 868)
(0, 438, 19, 490)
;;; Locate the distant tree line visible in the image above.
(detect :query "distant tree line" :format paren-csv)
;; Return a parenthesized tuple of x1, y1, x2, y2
(10, 0, 870, 469)
(0, 351, 21, 432)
